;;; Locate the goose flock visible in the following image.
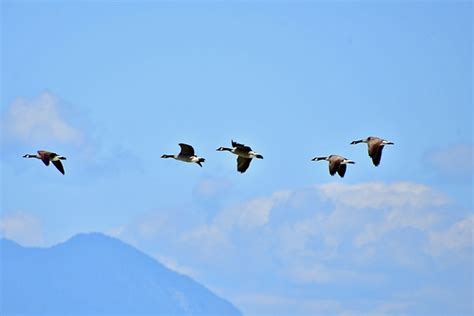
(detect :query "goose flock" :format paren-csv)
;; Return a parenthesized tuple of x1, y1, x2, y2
(23, 136, 394, 176)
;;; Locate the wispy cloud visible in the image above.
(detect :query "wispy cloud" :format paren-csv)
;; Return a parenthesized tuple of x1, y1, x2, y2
(154, 254, 199, 278)
(2, 92, 83, 145)
(1, 92, 145, 177)
(287, 263, 383, 284)
(193, 177, 233, 198)
(317, 181, 449, 209)
(0, 211, 44, 246)
(426, 144, 474, 180)
(428, 214, 473, 256)
(234, 293, 344, 316)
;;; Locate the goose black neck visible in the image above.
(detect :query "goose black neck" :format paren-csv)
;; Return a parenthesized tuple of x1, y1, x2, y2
(313, 156, 327, 161)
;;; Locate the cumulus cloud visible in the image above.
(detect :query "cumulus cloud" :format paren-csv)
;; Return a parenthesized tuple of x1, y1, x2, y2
(113, 181, 472, 315)
(124, 181, 464, 272)
(2, 92, 83, 144)
(354, 206, 441, 248)
(232, 191, 292, 229)
(181, 190, 292, 255)
(0, 212, 44, 246)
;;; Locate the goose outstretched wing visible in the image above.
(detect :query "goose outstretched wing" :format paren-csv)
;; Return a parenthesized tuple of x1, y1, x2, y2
(237, 156, 252, 173)
(178, 143, 195, 156)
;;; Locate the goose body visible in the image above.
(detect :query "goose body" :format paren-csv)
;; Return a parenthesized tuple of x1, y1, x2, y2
(350, 136, 394, 166)
(161, 143, 205, 167)
(217, 140, 263, 173)
(23, 150, 67, 174)
(312, 155, 355, 177)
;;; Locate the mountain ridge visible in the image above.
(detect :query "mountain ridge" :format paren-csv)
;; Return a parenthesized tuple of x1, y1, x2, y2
(0, 232, 242, 316)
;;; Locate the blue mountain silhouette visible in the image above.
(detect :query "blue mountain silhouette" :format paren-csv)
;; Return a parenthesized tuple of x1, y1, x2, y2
(0, 233, 242, 316)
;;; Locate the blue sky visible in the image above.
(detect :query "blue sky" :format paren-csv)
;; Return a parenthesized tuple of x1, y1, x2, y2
(1, 1, 472, 315)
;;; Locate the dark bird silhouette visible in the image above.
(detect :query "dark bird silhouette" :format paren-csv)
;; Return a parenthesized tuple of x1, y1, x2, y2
(217, 140, 263, 173)
(23, 150, 67, 175)
(351, 136, 394, 166)
(312, 155, 355, 177)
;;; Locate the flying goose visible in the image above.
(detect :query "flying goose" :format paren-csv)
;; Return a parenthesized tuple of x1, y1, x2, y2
(161, 143, 205, 167)
(312, 155, 355, 178)
(350, 136, 394, 166)
(23, 150, 67, 175)
(217, 140, 263, 173)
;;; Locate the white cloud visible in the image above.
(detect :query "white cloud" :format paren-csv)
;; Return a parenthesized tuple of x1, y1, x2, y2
(428, 214, 473, 256)
(154, 254, 199, 278)
(312, 182, 452, 257)
(128, 182, 464, 274)
(105, 225, 125, 238)
(180, 190, 292, 257)
(113, 181, 472, 315)
(181, 224, 231, 255)
(288, 263, 379, 284)
(2, 92, 82, 144)
(272, 182, 468, 284)
(0, 212, 44, 246)
(234, 191, 291, 229)
(215, 190, 292, 230)
(354, 207, 440, 248)
(317, 181, 448, 210)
